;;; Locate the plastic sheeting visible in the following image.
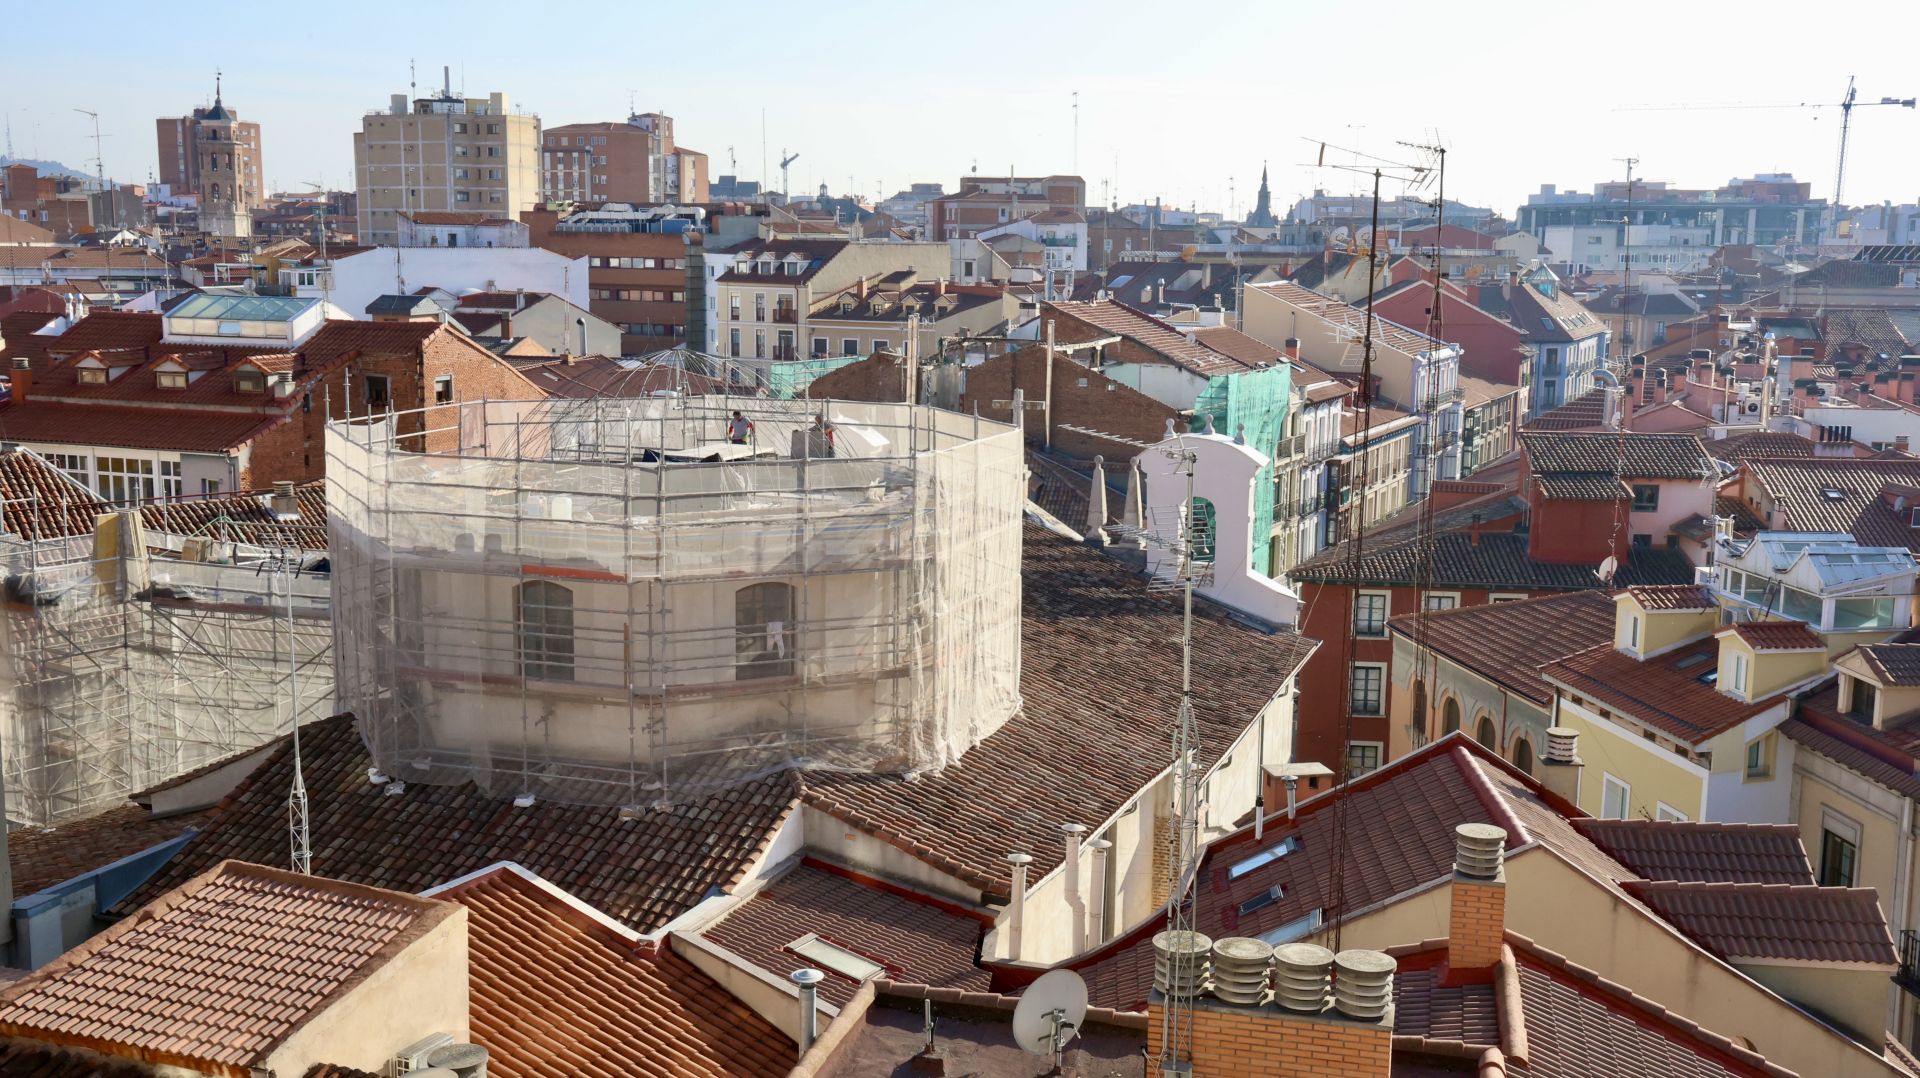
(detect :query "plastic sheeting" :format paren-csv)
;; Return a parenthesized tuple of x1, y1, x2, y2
(327, 396, 1026, 807)
(1192, 364, 1292, 577)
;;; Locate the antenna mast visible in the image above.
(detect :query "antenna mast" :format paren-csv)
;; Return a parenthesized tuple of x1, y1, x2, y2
(1615, 156, 1639, 368)
(283, 540, 312, 874)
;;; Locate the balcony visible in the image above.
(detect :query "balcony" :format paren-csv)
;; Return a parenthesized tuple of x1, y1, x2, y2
(1898, 930, 1920, 995)
(773, 307, 798, 324)
(1306, 441, 1339, 464)
(1040, 234, 1078, 247)
(1276, 434, 1306, 459)
(1421, 386, 1467, 410)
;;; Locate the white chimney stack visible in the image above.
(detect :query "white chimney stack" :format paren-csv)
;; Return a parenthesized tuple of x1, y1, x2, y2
(1004, 852, 1032, 960)
(1085, 838, 1112, 945)
(791, 968, 823, 1058)
(1061, 822, 1088, 952)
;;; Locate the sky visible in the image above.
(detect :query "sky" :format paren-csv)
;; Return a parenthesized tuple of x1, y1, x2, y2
(5, 0, 1916, 222)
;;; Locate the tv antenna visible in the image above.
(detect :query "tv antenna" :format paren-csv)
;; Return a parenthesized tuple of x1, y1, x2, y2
(1012, 968, 1088, 1071)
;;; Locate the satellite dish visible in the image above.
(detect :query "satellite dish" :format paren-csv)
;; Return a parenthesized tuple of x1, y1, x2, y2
(1595, 555, 1619, 584)
(1012, 969, 1089, 1064)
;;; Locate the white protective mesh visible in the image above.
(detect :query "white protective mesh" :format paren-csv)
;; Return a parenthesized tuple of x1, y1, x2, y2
(0, 521, 332, 826)
(326, 395, 1025, 807)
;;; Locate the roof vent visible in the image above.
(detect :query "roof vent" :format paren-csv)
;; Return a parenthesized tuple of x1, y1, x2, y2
(1152, 930, 1212, 998)
(1209, 937, 1273, 1005)
(269, 481, 298, 520)
(1542, 727, 1579, 763)
(10, 357, 29, 370)
(424, 1042, 490, 1078)
(1454, 823, 1507, 880)
(1331, 949, 1396, 1020)
(1272, 942, 1335, 1012)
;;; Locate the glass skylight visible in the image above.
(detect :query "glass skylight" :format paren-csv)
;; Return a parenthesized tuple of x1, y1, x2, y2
(788, 935, 885, 982)
(1228, 836, 1299, 880)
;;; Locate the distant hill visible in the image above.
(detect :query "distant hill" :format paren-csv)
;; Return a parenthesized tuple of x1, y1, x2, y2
(0, 156, 92, 181)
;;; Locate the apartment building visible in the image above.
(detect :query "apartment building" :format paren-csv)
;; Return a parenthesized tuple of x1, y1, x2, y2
(541, 112, 708, 204)
(523, 203, 699, 354)
(926, 174, 1086, 242)
(354, 86, 540, 246)
(711, 239, 950, 361)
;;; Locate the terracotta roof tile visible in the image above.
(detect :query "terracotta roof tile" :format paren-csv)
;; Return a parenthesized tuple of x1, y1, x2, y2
(1855, 643, 1920, 686)
(1571, 820, 1814, 885)
(0, 1037, 153, 1077)
(116, 715, 799, 934)
(1542, 638, 1783, 746)
(1044, 299, 1257, 376)
(0, 449, 105, 539)
(701, 859, 990, 1007)
(1705, 431, 1819, 461)
(1521, 431, 1716, 481)
(1391, 959, 1501, 1045)
(139, 482, 328, 550)
(441, 865, 793, 1078)
(1292, 511, 1696, 591)
(0, 401, 280, 453)
(1525, 387, 1611, 431)
(7, 804, 214, 897)
(0, 860, 455, 1074)
(800, 525, 1317, 900)
(1784, 685, 1920, 800)
(1721, 619, 1824, 652)
(1536, 472, 1632, 500)
(1622, 880, 1896, 966)
(1388, 591, 1618, 705)
(1626, 584, 1716, 611)
(1746, 457, 1920, 551)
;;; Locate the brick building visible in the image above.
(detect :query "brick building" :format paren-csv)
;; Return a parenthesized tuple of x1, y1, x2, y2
(540, 112, 708, 204)
(524, 204, 698, 355)
(926, 174, 1086, 242)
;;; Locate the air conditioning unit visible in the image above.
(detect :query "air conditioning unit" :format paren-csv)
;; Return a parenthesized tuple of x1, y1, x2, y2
(390, 1033, 454, 1076)
(390, 1036, 490, 1077)
(1744, 400, 1762, 415)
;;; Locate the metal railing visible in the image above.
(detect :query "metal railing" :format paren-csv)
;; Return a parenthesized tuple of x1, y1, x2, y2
(1275, 434, 1306, 459)
(1897, 930, 1920, 995)
(1305, 441, 1339, 464)
(773, 307, 798, 324)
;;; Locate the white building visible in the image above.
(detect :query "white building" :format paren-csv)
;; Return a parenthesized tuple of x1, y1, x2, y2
(1541, 223, 1715, 275)
(301, 246, 589, 322)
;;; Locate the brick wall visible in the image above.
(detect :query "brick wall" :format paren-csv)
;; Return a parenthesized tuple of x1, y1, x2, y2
(1448, 877, 1506, 975)
(807, 353, 907, 403)
(958, 345, 1182, 459)
(1150, 808, 1171, 909)
(1146, 995, 1391, 1078)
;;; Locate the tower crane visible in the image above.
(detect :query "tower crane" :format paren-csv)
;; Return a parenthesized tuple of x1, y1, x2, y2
(779, 149, 800, 197)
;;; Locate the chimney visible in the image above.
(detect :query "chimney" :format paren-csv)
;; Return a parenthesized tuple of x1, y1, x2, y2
(515, 287, 527, 311)
(1284, 337, 1301, 361)
(500, 312, 512, 340)
(270, 481, 298, 520)
(1537, 727, 1583, 806)
(9, 356, 30, 402)
(1086, 455, 1111, 546)
(1085, 838, 1113, 944)
(857, 276, 869, 300)
(790, 968, 823, 1059)
(1061, 822, 1088, 952)
(1447, 824, 1508, 980)
(1003, 852, 1032, 960)
(936, 276, 947, 297)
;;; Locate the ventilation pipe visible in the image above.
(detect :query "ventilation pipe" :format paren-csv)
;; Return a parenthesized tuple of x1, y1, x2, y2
(1332, 950, 1397, 1020)
(1061, 822, 1088, 952)
(1085, 838, 1112, 945)
(269, 481, 298, 521)
(1004, 852, 1032, 960)
(791, 968, 823, 1058)
(1273, 943, 1335, 1012)
(1086, 455, 1110, 546)
(1284, 774, 1299, 821)
(575, 316, 587, 357)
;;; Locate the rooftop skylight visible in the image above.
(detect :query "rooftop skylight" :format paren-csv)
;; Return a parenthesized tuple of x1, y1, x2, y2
(1228, 835, 1300, 880)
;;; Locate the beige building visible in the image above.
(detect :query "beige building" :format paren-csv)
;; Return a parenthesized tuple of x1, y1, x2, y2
(713, 239, 952, 362)
(354, 87, 540, 246)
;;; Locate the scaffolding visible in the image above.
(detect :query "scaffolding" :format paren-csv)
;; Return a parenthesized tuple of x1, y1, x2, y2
(326, 395, 1026, 807)
(0, 515, 332, 827)
(1192, 363, 1292, 577)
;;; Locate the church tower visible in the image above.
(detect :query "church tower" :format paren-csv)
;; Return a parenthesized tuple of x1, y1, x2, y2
(194, 72, 256, 241)
(1245, 163, 1278, 228)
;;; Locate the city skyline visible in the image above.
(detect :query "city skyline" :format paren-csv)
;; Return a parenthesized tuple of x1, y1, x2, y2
(4, 0, 1916, 222)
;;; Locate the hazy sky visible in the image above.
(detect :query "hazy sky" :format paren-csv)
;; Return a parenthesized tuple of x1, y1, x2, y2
(6, 0, 1915, 221)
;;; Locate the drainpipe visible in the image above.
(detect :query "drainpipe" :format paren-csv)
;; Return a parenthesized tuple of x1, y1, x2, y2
(1894, 796, 1916, 1037)
(1060, 822, 1088, 952)
(1085, 838, 1113, 947)
(1004, 852, 1032, 960)
(791, 968, 823, 1058)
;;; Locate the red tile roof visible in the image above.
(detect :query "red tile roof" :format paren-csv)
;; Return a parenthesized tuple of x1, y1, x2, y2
(0, 401, 279, 453)
(1746, 457, 1920, 550)
(1524, 388, 1611, 431)
(1388, 590, 1617, 706)
(1044, 299, 1259, 376)
(0, 449, 105, 538)
(0, 1037, 153, 1077)
(7, 804, 214, 897)
(799, 524, 1318, 901)
(1250, 280, 1448, 359)
(116, 715, 799, 934)
(1541, 638, 1784, 746)
(701, 858, 990, 1007)
(1571, 820, 1814, 885)
(1626, 584, 1716, 612)
(439, 864, 793, 1078)
(1621, 880, 1896, 966)
(139, 482, 328, 550)
(1721, 620, 1824, 652)
(1853, 643, 1920, 687)
(0, 860, 455, 1075)
(1521, 431, 1716, 481)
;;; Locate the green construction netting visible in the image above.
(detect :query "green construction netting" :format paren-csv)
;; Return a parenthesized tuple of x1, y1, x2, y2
(766, 355, 863, 399)
(1193, 363, 1292, 577)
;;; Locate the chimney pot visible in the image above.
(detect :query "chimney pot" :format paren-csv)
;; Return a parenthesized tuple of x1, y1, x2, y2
(1208, 937, 1273, 1005)
(1272, 942, 1335, 1012)
(1152, 930, 1212, 998)
(1003, 852, 1033, 960)
(1331, 950, 1396, 1020)
(791, 968, 824, 1059)
(1454, 823, 1507, 880)
(1543, 726, 1579, 763)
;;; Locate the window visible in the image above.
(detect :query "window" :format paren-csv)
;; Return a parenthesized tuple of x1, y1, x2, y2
(1353, 592, 1389, 636)
(201, 478, 221, 495)
(1443, 697, 1461, 736)
(842, 338, 859, 356)
(455, 191, 470, 202)
(95, 456, 156, 505)
(453, 122, 468, 134)
(1655, 803, 1690, 822)
(754, 330, 766, 359)
(1490, 593, 1526, 603)
(729, 328, 741, 357)
(811, 336, 828, 358)
(1819, 811, 1860, 886)
(1833, 596, 1897, 630)
(1849, 676, 1878, 721)
(47, 453, 89, 488)
(1780, 586, 1822, 624)
(1601, 773, 1630, 819)
(364, 375, 391, 409)
(1630, 484, 1659, 512)
(1745, 736, 1771, 779)
(1475, 716, 1497, 749)
(156, 369, 187, 389)
(1228, 836, 1299, 880)
(1422, 593, 1458, 612)
(434, 375, 454, 405)
(1730, 652, 1749, 694)
(517, 581, 575, 681)
(787, 934, 885, 983)
(1346, 741, 1382, 776)
(1627, 614, 1641, 650)
(1256, 908, 1323, 946)
(1511, 738, 1534, 776)
(77, 366, 108, 385)
(735, 582, 796, 680)
(1349, 664, 1385, 716)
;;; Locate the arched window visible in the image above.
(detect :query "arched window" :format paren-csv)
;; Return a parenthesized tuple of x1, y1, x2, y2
(736, 582, 796, 680)
(1411, 679, 1429, 746)
(517, 581, 574, 681)
(1512, 737, 1534, 776)
(1187, 497, 1217, 563)
(1475, 716, 1497, 749)
(1443, 697, 1461, 736)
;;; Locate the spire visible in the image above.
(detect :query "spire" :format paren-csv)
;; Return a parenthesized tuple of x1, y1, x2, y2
(1246, 160, 1278, 228)
(214, 68, 222, 105)
(203, 69, 233, 122)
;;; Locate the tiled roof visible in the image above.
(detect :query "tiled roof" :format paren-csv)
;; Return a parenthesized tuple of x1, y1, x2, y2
(1250, 280, 1446, 358)
(1024, 449, 1107, 530)
(0, 401, 279, 453)
(1388, 590, 1618, 705)
(1746, 458, 1920, 550)
(439, 864, 793, 1078)
(1622, 880, 1896, 966)
(1520, 431, 1715, 481)
(1626, 584, 1715, 611)
(0, 1037, 153, 1077)
(1044, 299, 1257, 376)
(1499, 275, 1608, 343)
(700, 858, 990, 1007)
(716, 239, 849, 284)
(1705, 431, 1819, 461)
(304, 1066, 382, 1078)
(514, 356, 725, 401)
(799, 524, 1317, 900)
(1854, 643, 1920, 686)
(1781, 712, 1920, 801)
(0, 860, 454, 1074)
(139, 482, 329, 550)
(0, 449, 105, 539)
(8, 803, 214, 897)
(1823, 307, 1913, 360)
(1536, 472, 1631, 500)
(1716, 495, 1767, 536)
(1290, 511, 1697, 591)
(1542, 638, 1785, 746)
(0, 311, 161, 371)
(1722, 620, 1824, 652)
(116, 715, 799, 934)
(1187, 326, 1285, 367)
(1571, 820, 1814, 885)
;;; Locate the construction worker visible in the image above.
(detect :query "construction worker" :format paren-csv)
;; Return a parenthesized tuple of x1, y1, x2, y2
(728, 410, 754, 445)
(810, 414, 837, 458)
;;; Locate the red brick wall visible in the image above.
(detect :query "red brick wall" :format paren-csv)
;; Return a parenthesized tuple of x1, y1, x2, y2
(1372, 278, 1528, 385)
(807, 353, 907, 403)
(957, 345, 1182, 459)
(1147, 997, 1391, 1078)
(1449, 878, 1507, 975)
(1524, 485, 1627, 566)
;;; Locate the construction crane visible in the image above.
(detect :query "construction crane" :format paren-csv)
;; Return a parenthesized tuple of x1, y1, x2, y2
(779, 149, 800, 197)
(1617, 79, 1914, 235)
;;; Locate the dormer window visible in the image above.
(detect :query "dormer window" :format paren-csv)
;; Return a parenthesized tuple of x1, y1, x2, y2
(156, 369, 187, 389)
(77, 367, 107, 386)
(234, 369, 266, 393)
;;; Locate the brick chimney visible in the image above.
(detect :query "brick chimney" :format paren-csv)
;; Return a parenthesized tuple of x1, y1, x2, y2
(1284, 337, 1301, 361)
(9, 356, 30, 402)
(1537, 728, 1582, 806)
(1145, 932, 1395, 1078)
(1447, 823, 1508, 981)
